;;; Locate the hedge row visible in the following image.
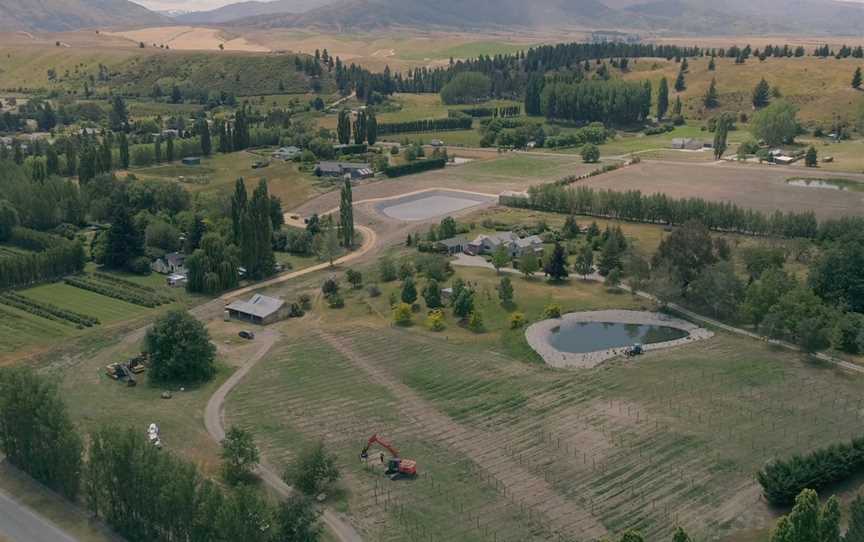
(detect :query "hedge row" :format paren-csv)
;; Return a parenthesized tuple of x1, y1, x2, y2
(758, 436, 864, 505)
(335, 143, 368, 155)
(450, 106, 521, 118)
(384, 159, 447, 178)
(0, 241, 86, 291)
(92, 272, 165, 297)
(7, 227, 64, 251)
(64, 277, 167, 308)
(378, 117, 472, 136)
(0, 292, 99, 328)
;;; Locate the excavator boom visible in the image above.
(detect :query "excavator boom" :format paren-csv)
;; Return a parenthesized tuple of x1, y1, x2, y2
(361, 434, 399, 458)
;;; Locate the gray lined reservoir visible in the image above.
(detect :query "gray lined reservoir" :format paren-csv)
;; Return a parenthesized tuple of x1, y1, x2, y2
(549, 321, 689, 354)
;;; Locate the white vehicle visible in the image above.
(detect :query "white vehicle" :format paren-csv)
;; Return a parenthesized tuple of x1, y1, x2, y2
(148, 423, 162, 448)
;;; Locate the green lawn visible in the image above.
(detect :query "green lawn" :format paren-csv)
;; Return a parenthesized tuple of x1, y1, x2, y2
(131, 151, 332, 210)
(0, 304, 70, 356)
(457, 153, 587, 177)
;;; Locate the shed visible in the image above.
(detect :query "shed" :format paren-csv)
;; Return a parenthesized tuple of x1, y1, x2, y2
(226, 294, 287, 325)
(671, 138, 703, 150)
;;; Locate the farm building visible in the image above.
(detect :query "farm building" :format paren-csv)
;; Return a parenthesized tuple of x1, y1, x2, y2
(226, 294, 288, 325)
(182, 157, 201, 166)
(272, 146, 301, 161)
(151, 252, 187, 275)
(671, 138, 704, 150)
(314, 161, 374, 180)
(465, 232, 543, 258)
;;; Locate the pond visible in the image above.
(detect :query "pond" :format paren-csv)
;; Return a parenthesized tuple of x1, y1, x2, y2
(549, 321, 689, 354)
(786, 178, 864, 193)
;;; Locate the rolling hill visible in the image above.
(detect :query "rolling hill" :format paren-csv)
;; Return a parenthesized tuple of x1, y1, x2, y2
(0, 0, 168, 31)
(221, 0, 864, 35)
(231, 0, 629, 31)
(176, 0, 331, 24)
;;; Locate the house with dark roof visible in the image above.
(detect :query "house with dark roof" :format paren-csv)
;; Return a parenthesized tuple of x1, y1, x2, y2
(435, 236, 468, 255)
(314, 161, 374, 180)
(465, 232, 543, 258)
(226, 294, 288, 325)
(151, 252, 187, 275)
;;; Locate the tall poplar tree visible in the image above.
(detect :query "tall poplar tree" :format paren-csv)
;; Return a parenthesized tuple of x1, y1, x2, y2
(339, 179, 354, 248)
(713, 115, 729, 159)
(366, 110, 378, 145)
(118, 132, 130, 169)
(199, 118, 212, 156)
(656, 77, 669, 119)
(337, 110, 351, 145)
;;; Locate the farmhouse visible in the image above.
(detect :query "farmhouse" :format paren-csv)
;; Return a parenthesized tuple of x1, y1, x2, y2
(435, 236, 468, 255)
(314, 161, 374, 180)
(151, 252, 187, 275)
(465, 232, 543, 258)
(226, 294, 288, 325)
(671, 138, 704, 150)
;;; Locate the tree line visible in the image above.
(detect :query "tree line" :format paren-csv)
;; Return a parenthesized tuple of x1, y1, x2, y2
(377, 117, 473, 136)
(505, 184, 823, 238)
(759, 435, 864, 506)
(0, 366, 323, 542)
(0, 227, 85, 290)
(539, 79, 651, 125)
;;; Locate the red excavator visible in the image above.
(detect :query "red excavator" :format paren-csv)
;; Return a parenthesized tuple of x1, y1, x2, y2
(360, 434, 418, 480)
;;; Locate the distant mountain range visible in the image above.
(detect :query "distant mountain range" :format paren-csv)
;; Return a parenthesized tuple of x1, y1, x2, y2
(222, 0, 864, 35)
(0, 0, 167, 32)
(174, 0, 330, 23)
(1, 0, 862, 36)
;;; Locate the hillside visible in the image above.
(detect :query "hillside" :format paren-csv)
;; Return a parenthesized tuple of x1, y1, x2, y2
(231, 0, 629, 31)
(0, 0, 167, 31)
(0, 47, 334, 96)
(176, 0, 331, 24)
(224, 0, 864, 34)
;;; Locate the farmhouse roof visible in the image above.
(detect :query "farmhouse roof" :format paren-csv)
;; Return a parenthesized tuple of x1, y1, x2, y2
(226, 294, 285, 319)
(437, 237, 467, 248)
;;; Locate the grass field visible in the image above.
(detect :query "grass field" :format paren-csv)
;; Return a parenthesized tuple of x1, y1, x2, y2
(132, 151, 333, 209)
(21, 283, 151, 325)
(227, 272, 864, 541)
(622, 55, 864, 125)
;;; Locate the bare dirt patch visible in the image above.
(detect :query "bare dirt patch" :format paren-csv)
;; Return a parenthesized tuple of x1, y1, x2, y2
(580, 160, 864, 219)
(105, 26, 270, 52)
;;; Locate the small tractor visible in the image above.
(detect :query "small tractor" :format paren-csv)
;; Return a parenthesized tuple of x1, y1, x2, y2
(625, 343, 644, 357)
(360, 434, 418, 480)
(105, 353, 148, 386)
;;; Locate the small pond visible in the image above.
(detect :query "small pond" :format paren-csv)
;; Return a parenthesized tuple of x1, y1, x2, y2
(549, 321, 689, 354)
(786, 178, 864, 193)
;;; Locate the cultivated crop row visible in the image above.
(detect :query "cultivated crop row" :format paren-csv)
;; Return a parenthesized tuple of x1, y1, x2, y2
(0, 292, 99, 328)
(64, 275, 169, 307)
